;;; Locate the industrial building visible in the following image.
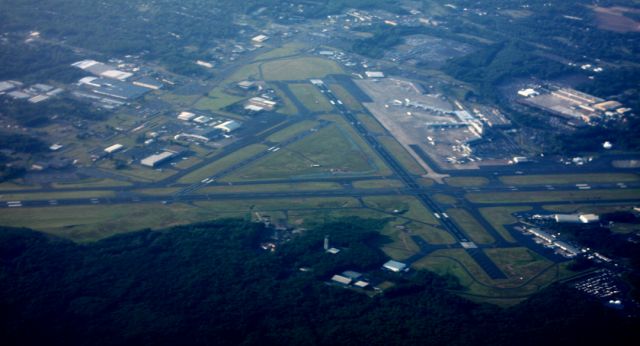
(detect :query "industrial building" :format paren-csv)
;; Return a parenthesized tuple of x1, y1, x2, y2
(365, 71, 385, 78)
(382, 260, 408, 272)
(214, 120, 242, 133)
(78, 77, 149, 100)
(177, 111, 196, 121)
(251, 34, 269, 43)
(247, 97, 277, 111)
(554, 213, 600, 224)
(72, 60, 133, 81)
(517, 85, 631, 125)
(132, 77, 163, 90)
(104, 144, 124, 154)
(141, 151, 175, 168)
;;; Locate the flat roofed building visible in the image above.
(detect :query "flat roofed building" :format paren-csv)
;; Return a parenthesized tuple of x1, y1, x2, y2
(554, 214, 582, 223)
(104, 144, 124, 154)
(579, 214, 600, 223)
(177, 111, 196, 121)
(0, 81, 17, 93)
(79, 77, 149, 100)
(354, 280, 369, 288)
(252, 34, 269, 43)
(331, 274, 352, 285)
(100, 70, 133, 81)
(248, 97, 277, 111)
(141, 151, 175, 167)
(341, 271, 363, 280)
(214, 120, 242, 133)
(382, 260, 407, 272)
(518, 88, 539, 98)
(133, 77, 163, 90)
(365, 71, 385, 78)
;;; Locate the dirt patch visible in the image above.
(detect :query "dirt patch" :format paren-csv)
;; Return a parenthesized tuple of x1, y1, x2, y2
(592, 6, 640, 33)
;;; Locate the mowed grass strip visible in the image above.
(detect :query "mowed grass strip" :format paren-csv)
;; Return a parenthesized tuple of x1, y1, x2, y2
(446, 208, 495, 244)
(289, 83, 333, 113)
(466, 188, 640, 204)
(179, 144, 268, 184)
(225, 124, 380, 181)
(479, 206, 531, 243)
(445, 176, 489, 187)
(499, 173, 640, 186)
(0, 190, 115, 201)
(196, 182, 342, 194)
(261, 57, 343, 81)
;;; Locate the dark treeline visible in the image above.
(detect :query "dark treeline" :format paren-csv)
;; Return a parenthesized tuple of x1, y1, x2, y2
(0, 219, 637, 346)
(0, 97, 108, 127)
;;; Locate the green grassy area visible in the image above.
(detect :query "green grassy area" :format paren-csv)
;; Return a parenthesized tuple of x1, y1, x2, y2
(445, 177, 489, 187)
(0, 182, 41, 191)
(362, 195, 440, 226)
(327, 83, 364, 111)
(413, 248, 569, 305)
(289, 83, 334, 113)
(485, 247, 554, 284)
(499, 173, 640, 186)
(478, 206, 531, 243)
(179, 144, 268, 184)
(355, 113, 386, 133)
(433, 194, 458, 205)
(270, 84, 299, 115)
(224, 63, 262, 83)
(466, 189, 640, 204)
(321, 114, 392, 176)
(195, 88, 245, 112)
(225, 124, 381, 181)
(0, 190, 115, 201)
(253, 43, 307, 61)
(352, 179, 404, 189)
(109, 165, 178, 183)
(51, 178, 132, 189)
(261, 57, 343, 81)
(0, 202, 244, 243)
(377, 136, 426, 176)
(266, 120, 319, 143)
(446, 208, 495, 244)
(195, 196, 360, 213)
(197, 182, 343, 194)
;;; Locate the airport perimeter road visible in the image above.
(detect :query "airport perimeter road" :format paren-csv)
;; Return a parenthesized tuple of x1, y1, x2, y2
(314, 80, 507, 279)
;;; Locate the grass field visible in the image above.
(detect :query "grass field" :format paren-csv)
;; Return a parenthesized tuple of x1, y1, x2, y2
(179, 144, 268, 183)
(288, 83, 334, 113)
(225, 124, 380, 181)
(261, 57, 343, 81)
(446, 208, 495, 244)
(478, 206, 531, 243)
(445, 177, 489, 187)
(0, 190, 115, 202)
(0, 182, 41, 191)
(0, 203, 236, 242)
(466, 189, 640, 204)
(355, 113, 386, 133)
(433, 194, 458, 205)
(253, 43, 307, 61)
(267, 120, 319, 143)
(500, 173, 640, 186)
(270, 84, 299, 115)
(377, 136, 427, 176)
(51, 178, 132, 189)
(362, 195, 440, 226)
(197, 87, 245, 112)
(352, 179, 404, 189)
(413, 248, 569, 305)
(327, 83, 364, 111)
(197, 182, 343, 194)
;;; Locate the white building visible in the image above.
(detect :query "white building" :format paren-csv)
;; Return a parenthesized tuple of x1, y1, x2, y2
(215, 120, 242, 133)
(331, 274, 352, 285)
(141, 151, 174, 167)
(382, 260, 407, 272)
(518, 88, 539, 98)
(104, 144, 124, 154)
(177, 111, 196, 121)
(365, 71, 385, 78)
(579, 214, 600, 223)
(252, 34, 269, 43)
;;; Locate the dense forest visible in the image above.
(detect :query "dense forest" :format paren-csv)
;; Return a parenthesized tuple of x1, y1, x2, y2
(0, 219, 637, 346)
